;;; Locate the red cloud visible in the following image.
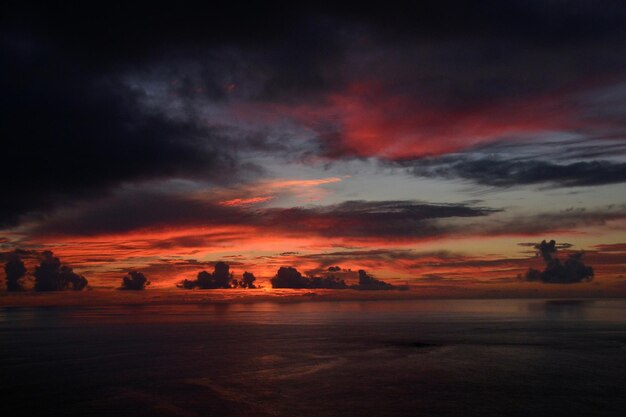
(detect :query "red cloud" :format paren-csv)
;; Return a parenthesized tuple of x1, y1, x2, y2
(250, 81, 577, 160)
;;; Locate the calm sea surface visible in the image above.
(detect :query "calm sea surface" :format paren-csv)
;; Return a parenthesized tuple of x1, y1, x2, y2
(1, 299, 625, 417)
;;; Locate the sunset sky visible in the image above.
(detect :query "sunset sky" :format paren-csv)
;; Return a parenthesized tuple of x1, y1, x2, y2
(2, 1, 626, 294)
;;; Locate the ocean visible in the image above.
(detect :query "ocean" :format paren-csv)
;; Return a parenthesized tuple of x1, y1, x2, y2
(1, 298, 625, 416)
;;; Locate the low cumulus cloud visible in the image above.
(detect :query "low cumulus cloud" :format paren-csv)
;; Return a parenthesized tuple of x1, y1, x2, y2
(271, 266, 349, 289)
(3, 248, 93, 292)
(120, 271, 150, 290)
(355, 269, 397, 290)
(233, 271, 257, 289)
(270, 266, 400, 290)
(522, 240, 594, 284)
(34, 251, 88, 291)
(4, 251, 26, 291)
(178, 261, 235, 289)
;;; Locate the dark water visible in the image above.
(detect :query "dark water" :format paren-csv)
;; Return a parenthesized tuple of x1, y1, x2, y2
(1, 299, 626, 417)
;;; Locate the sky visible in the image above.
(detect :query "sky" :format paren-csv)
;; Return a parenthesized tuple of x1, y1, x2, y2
(1, 1, 626, 295)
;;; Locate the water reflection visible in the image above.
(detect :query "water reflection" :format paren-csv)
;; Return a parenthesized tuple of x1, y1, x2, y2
(1, 299, 625, 417)
(525, 299, 592, 321)
(2, 299, 625, 327)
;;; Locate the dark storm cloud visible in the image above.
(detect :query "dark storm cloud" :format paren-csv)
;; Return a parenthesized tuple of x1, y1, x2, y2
(0, 36, 259, 228)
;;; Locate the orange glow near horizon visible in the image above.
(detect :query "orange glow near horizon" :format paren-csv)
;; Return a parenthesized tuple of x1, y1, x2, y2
(5, 218, 625, 293)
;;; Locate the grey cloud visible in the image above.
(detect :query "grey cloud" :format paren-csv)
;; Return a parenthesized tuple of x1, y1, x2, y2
(28, 192, 497, 240)
(408, 157, 626, 187)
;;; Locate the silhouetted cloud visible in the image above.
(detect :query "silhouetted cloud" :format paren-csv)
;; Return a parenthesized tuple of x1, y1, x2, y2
(270, 266, 401, 290)
(178, 278, 199, 290)
(271, 267, 310, 289)
(233, 271, 257, 289)
(518, 242, 574, 250)
(178, 261, 233, 289)
(4, 251, 26, 291)
(522, 240, 594, 284)
(354, 269, 395, 290)
(34, 251, 88, 291)
(270, 266, 347, 289)
(211, 262, 232, 288)
(120, 271, 150, 290)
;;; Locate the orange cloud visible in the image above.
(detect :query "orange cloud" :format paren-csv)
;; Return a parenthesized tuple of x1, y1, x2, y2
(219, 196, 273, 207)
(264, 177, 343, 188)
